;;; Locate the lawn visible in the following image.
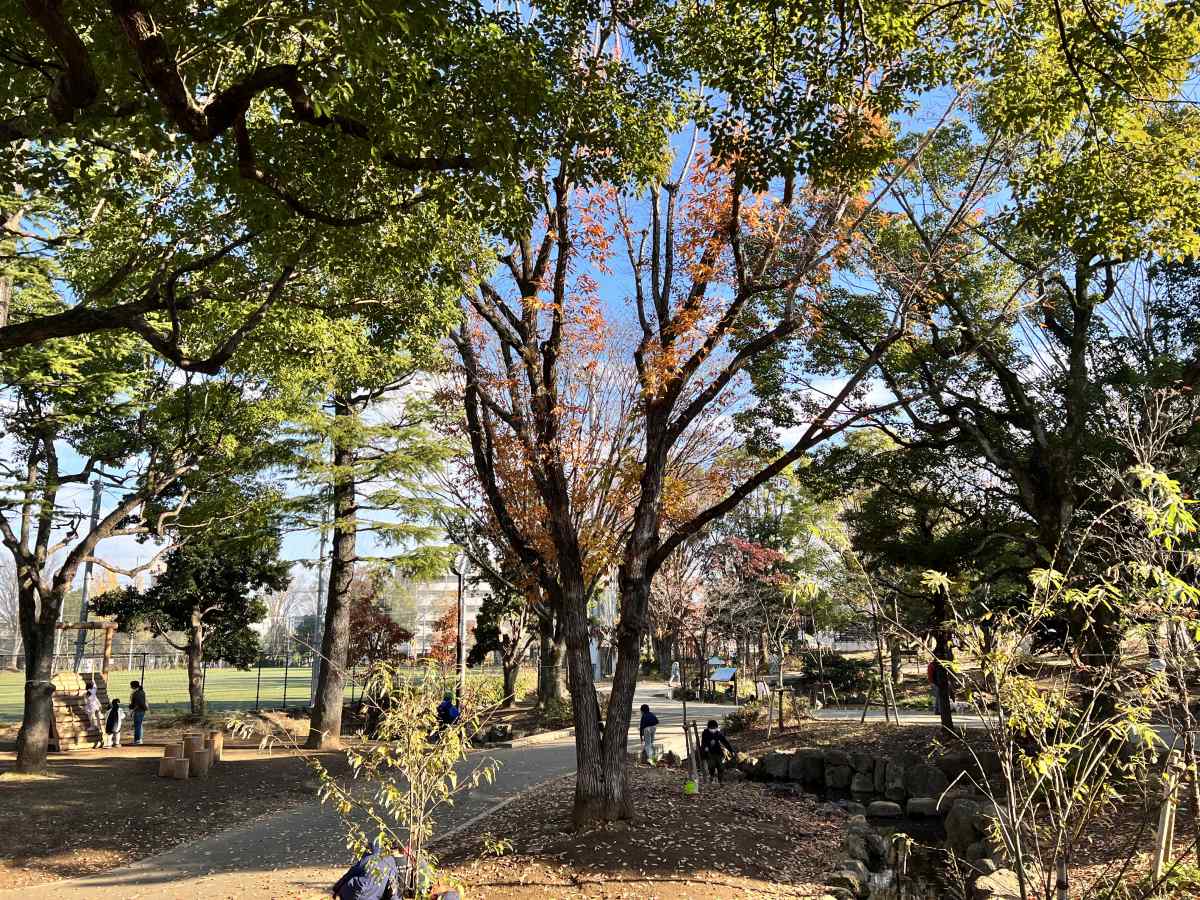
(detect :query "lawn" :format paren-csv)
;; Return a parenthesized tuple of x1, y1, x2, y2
(0, 665, 338, 722)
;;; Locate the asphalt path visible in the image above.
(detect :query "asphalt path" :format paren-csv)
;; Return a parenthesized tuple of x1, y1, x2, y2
(2, 684, 728, 899)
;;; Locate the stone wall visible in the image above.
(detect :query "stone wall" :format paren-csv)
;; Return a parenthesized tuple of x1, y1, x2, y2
(736, 746, 1023, 900)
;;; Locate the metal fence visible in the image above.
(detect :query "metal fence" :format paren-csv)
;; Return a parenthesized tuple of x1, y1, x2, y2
(0, 620, 516, 722)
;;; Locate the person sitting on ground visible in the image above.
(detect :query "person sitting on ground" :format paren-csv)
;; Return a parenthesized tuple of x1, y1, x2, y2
(129, 679, 148, 745)
(332, 838, 399, 900)
(84, 682, 103, 748)
(639, 703, 659, 764)
(436, 693, 460, 728)
(104, 697, 125, 749)
(699, 718, 734, 784)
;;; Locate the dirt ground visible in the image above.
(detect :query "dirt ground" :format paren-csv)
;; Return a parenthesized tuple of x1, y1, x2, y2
(0, 713, 348, 889)
(440, 764, 843, 899)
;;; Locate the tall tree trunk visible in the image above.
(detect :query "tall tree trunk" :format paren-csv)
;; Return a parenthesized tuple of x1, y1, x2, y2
(561, 578, 617, 829)
(652, 633, 671, 677)
(889, 635, 903, 686)
(536, 609, 566, 709)
(306, 403, 356, 750)
(501, 658, 518, 709)
(186, 613, 205, 716)
(15, 608, 56, 773)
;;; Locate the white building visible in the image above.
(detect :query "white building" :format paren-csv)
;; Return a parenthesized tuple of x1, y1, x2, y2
(405, 575, 489, 656)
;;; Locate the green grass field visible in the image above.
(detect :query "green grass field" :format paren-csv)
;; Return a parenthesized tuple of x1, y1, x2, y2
(0, 665, 341, 722)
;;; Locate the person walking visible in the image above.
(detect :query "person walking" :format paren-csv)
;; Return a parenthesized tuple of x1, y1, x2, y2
(638, 703, 659, 764)
(129, 680, 149, 745)
(84, 682, 103, 749)
(668, 660, 681, 690)
(699, 719, 734, 784)
(104, 698, 125, 748)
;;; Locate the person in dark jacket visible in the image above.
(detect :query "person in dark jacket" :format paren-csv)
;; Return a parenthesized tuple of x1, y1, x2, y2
(699, 719, 734, 784)
(331, 839, 399, 900)
(104, 698, 125, 748)
(639, 704, 659, 763)
(436, 693, 460, 727)
(129, 680, 148, 745)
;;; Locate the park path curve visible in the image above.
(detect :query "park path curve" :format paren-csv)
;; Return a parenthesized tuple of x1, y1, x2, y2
(2, 685, 726, 899)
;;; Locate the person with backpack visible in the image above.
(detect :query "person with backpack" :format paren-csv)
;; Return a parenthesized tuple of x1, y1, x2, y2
(129, 680, 149, 745)
(104, 698, 125, 748)
(638, 704, 659, 764)
(699, 719, 734, 784)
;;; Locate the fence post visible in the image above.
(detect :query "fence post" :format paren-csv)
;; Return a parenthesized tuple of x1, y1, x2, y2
(255, 657, 262, 711)
(282, 639, 290, 709)
(202, 659, 208, 701)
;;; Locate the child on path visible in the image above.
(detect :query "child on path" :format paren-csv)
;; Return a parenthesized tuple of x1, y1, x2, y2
(699, 719, 734, 784)
(638, 703, 659, 763)
(104, 698, 125, 748)
(84, 682, 103, 748)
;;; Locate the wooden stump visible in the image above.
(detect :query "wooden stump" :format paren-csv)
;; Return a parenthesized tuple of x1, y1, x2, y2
(183, 733, 205, 756)
(205, 730, 224, 763)
(157, 757, 174, 777)
(163, 743, 183, 759)
(188, 748, 212, 778)
(169, 757, 190, 779)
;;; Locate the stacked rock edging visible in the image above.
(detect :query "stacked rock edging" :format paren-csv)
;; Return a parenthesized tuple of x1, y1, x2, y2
(746, 745, 1001, 805)
(740, 746, 1020, 900)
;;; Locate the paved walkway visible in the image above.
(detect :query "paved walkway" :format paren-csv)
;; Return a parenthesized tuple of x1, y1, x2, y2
(4, 684, 727, 899)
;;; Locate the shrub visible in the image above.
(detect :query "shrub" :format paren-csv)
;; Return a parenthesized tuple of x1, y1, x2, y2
(800, 653, 875, 694)
(722, 701, 764, 733)
(539, 690, 608, 729)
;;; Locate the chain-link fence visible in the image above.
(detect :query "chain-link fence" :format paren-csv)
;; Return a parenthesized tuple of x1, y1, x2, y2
(0, 620, 333, 721)
(0, 622, 518, 722)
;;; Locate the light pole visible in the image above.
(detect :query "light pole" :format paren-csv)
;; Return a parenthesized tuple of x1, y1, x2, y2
(451, 551, 470, 700)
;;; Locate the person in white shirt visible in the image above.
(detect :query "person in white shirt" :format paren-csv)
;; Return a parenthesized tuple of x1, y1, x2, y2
(84, 683, 103, 749)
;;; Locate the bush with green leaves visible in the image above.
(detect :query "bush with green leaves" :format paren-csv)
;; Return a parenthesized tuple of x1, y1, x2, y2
(471, 669, 537, 710)
(799, 654, 876, 695)
(722, 701, 764, 734)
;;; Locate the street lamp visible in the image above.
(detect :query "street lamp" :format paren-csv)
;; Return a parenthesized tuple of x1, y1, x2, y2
(451, 551, 471, 700)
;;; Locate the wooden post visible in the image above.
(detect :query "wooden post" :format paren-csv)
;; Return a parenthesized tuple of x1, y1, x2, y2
(684, 719, 700, 794)
(861, 686, 874, 724)
(1152, 751, 1184, 883)
(101, 625, 114, 675)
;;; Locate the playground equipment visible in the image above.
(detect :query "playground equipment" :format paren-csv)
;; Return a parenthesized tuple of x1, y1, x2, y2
(48, 622, 118, 751)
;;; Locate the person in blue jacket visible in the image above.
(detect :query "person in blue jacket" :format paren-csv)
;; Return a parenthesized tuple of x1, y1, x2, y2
(331, 839, 398, 900)
(638, 704, 659, 763)
(436, 693, 460, 727)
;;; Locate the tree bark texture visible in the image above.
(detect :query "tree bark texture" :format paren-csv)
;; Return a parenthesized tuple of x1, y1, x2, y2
(306, 403, 356, 749)
(536, 611, 567, 709)
(932, 591, 956, 732)
(187, 614, 205, 716)
(15, 610, 56, 772)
